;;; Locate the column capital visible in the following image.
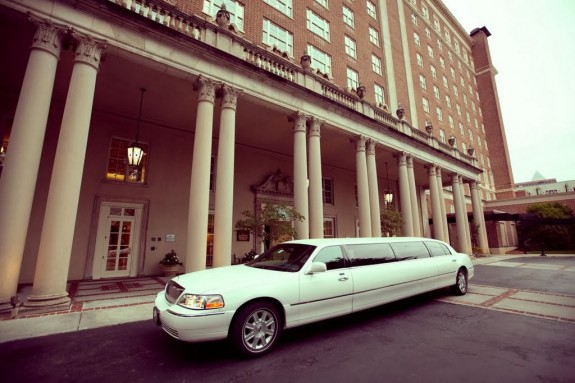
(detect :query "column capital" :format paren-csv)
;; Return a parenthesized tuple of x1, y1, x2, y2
(406, 155, 414, 168)
(218, 84, 241, 110)
(426, 164, 437, 176)
(288, 111, 308, 133)
(70, 32, 107, 70)
(451, 173, 461, 184)
(307, 117, 322, 137)
(351, 135, 367, 152)
(366, 139, 377, 155)
(29, 16, 67, 58)
(193, 75, 217, 103)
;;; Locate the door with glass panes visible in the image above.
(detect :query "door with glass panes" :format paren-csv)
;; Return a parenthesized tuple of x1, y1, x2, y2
(93, 203, 143, 279)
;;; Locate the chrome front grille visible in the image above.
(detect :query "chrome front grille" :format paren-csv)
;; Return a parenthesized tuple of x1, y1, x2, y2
(165, 280, 184, 304)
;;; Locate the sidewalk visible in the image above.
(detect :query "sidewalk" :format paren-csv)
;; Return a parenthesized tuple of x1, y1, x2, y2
(1, 253, 572, 344)
(0, 276, 170, 343)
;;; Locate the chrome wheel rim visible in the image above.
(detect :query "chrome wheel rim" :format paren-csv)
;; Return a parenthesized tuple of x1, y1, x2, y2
(457, 272, 467, 293)
(243, 308, 277, 352)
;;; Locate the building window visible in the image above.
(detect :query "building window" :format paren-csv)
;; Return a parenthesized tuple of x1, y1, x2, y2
(413, 32, 421, 46)
(344, 35, 357, 58)
(203, 0, 244, 31)
(347, 67, 359, 90)
(419, 74, 427, 90)
(307, 44, 332, 77)
(436, 106, 443, 121)
(453, 85, 459, 97)
(445, 94, 452, 108)
(442, 75, 448, 88)
(411, 12, 418, 26)
(374, 83, 385, 106)
(369, 26, 379, 46)
(263, 19, 294, 57)
(439, 129, 446, 143)
(263, 0, 293, 17)
(343, 5, 355, 28)
(433, 85, 440, 100)
(416, 53, 423, 67)
(307, 9, 330, 41)
(367, 1, 377, 19)
(439, 56, 445, 69)
(315, 0, 329, 8)
(456, 103, 461, 116)
(323, 217, 336, 238)
(454, 40, 461, 55)
(433, 17, 441, 32)
(431, 65, 437, 79)
(444, 29, 451, 44)
(448, 50, 453, 61)
(437, 39, 443, 51)
(371, 54, 382, 75)
(421, 4, 429, 19)
(459, 122, 464, 135)
(323, 178, 334, 204)
(448, 115, 454, 129)
(427, 45, 434, 58)
(463, 93, 468, 105)
(106, 138, 149, 184)
(450, 67, 456, 78)
(422, 97, 430, 113)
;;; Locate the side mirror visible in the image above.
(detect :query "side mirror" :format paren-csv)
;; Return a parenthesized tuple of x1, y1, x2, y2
(305, 262, 327, 275)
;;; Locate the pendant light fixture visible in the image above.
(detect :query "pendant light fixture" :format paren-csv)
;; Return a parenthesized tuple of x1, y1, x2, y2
(127, 88, 146, 175)
(384, 162, 393, 206)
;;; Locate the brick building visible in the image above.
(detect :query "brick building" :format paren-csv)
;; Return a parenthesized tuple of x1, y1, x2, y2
(0, 0, 509, 312)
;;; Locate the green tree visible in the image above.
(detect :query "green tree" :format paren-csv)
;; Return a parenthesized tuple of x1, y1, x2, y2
(523, 202, 574, 251)
(235, 201, 305, 250)
(381, 209, 403, 237)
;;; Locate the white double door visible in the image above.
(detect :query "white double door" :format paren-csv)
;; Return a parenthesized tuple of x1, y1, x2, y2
(92, 202, 144, 279)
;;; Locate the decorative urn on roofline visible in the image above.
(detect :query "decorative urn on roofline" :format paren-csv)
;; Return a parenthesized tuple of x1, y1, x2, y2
(216, 4, 231, 28)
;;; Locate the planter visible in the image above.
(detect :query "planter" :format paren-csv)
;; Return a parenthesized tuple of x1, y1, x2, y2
(161, 264, 181, 277)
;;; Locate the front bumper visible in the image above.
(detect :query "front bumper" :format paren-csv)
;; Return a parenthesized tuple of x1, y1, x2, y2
(153, 291, 234, 342)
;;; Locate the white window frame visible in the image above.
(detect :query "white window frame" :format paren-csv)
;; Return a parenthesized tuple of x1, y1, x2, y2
(422, 97, 430, 113)
(367, 1, 377, 19)
(416, 53, 423, 67)
(374, 83, 385, 106)
(346, 67, 359, 90)
(343, 5, 355, 28)
(307, 9, 330, 41)
(307, 44, 332, 77)
(263, 0, 293, 17)
(344, 35, 357, 58)
(369, 26, 379, 46)
(419, 74, 427, 90)
(371, 54, 382, 75)
(262, 19, 294, 57)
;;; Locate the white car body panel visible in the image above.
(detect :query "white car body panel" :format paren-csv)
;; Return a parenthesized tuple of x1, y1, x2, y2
(154, 237, 474, 343)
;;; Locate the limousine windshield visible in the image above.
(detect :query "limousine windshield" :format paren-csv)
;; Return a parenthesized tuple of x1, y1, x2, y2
(247, 243, 316, 272)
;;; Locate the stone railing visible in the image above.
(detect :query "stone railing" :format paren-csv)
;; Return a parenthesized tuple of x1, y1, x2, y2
(107, 0, 476, 168)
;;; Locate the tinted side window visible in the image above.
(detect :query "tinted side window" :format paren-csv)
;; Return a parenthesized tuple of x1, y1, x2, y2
(424, 241, 452, 256)
(312, 246, 347, 270)
(346, 243, 396, 266)
(391, 242, 430, 260)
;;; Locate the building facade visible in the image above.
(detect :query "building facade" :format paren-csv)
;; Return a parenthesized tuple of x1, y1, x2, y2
(0, 0, 501, 313)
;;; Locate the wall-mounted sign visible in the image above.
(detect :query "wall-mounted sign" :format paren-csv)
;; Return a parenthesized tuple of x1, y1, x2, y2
(236, 230, 250, 241)
(165, 234, 176, 242)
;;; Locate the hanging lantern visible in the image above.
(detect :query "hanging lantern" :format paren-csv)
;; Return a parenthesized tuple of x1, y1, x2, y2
(127, 88, 146, 170)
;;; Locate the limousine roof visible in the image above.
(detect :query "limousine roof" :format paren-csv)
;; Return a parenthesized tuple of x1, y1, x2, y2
(285, 237, 450, 247)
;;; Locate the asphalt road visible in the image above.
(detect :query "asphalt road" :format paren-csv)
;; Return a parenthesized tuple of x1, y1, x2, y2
(1, 257, 574, 383)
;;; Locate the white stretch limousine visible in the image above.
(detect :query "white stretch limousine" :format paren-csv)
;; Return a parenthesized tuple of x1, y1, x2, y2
(153, 237, 474, 356)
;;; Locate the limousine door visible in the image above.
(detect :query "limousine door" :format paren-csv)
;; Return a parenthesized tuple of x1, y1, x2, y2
(425, 241, 460, 288)
(298, 246, 353, 324)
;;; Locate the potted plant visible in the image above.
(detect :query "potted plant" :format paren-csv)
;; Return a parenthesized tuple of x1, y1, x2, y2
(159, 250, 183, 277)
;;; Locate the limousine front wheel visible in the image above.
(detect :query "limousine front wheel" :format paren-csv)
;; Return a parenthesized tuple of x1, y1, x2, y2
(452, 268, 468, 295)
(230, 301, 281, 357)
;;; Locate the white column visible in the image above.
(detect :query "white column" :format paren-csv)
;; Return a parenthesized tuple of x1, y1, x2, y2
(398, 152, 414, 236)
(308, 117, 324, 238)
(377, 0, 397, 109)
(451, 174, 468, 253)
(213, 85, 240, 267)
(186, 76, 216, 271)
(356, 136, 372, 237)
(0, 19, 65, 306)
(24, 33, 106, 311)
(459, 176, 472, 253)
(471, 181, 489, 253)
(437, 168, 449, 243)
(366, 140, 382, 237)
(290, 112, 309, 240)
(407, 155, 421, 237)
(428, 165, 444, 241)
(419, 188, 431, 238)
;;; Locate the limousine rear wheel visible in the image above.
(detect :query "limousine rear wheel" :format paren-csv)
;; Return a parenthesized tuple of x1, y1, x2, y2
(452, 268, 468, 295)
(230, 301, 282, 357)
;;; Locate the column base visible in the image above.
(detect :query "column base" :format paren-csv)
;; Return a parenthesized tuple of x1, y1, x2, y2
(21, 292, 71, 315)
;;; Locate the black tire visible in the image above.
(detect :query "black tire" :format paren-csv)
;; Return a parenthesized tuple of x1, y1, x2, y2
(452, 268, 468, 295)
(230, 301, 282, 357)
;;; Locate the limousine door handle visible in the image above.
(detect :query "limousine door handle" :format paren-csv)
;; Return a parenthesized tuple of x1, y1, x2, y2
(338, 273, 349, 281)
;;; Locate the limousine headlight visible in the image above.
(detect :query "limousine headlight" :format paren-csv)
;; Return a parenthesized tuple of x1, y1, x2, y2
(178, 294, 225, 310)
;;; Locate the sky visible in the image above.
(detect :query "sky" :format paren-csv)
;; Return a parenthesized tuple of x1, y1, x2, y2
(441, 0, 575, 183)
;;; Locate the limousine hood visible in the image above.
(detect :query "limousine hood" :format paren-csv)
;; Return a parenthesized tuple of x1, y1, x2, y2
(171, 264, 294, 294)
